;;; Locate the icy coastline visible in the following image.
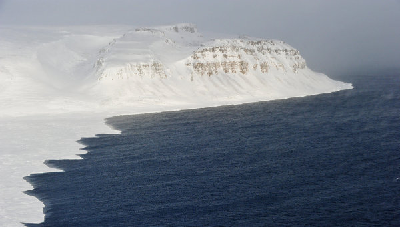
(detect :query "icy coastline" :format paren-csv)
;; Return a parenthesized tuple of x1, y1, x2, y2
(0, 25, 352, 226)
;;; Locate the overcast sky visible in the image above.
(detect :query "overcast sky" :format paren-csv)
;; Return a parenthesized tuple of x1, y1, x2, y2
(1, 0, 399, 76)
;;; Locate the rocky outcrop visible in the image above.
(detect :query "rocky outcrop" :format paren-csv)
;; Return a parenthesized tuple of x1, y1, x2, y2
(184, 39, 307, 77)
(93, 23, 204, 81)
(134, 28, 165, 36)
(168, 23, 197, 33)
(92, 24, 311, 83)
(134, 23, 197, 36)
(99, 61, 167, 81)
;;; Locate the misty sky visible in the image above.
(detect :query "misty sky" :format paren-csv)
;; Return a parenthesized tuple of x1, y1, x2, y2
(1, 0, 399, 76)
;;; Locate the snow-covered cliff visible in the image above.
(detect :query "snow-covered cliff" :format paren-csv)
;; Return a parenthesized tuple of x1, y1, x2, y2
(87, 23, 351, 105)
(183, 38, 306, 77)
(0, 24, 352, 114)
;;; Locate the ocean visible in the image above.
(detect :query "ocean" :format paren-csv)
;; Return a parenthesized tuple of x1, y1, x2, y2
(25, 74, 400, 226)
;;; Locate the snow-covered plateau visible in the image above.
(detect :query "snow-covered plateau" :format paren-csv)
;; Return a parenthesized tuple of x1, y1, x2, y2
(0, 24, 352, 226)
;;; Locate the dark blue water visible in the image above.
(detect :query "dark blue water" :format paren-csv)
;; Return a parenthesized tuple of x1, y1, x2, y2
(25, 74, 400, 226)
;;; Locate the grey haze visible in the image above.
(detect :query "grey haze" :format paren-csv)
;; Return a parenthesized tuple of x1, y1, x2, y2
(1, 0, 399, 76)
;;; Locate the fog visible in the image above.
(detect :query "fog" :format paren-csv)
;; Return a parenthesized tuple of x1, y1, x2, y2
(1, 0, 399, 76)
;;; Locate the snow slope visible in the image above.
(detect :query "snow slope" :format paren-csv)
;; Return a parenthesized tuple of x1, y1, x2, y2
(0, 24, 351, 226)
(87, 23, 351, 106)
(0, 24, 351, 115)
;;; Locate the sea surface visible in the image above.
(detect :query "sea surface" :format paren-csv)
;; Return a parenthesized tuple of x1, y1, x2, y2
(25, 74, 400, 226)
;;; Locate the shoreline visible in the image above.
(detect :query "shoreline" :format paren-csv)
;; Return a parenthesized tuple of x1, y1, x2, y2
(0, 84, 352, 226)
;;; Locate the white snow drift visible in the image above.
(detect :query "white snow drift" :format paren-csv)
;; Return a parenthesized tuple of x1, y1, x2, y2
(0, 24, 351, 226)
